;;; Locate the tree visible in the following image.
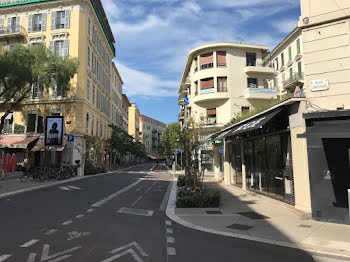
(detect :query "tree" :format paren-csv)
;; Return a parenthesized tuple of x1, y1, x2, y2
(0, 44, 78, 133)
(160, 122, 181, 156)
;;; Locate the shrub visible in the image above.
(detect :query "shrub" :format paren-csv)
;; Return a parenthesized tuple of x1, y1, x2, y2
(176, 186, 221, 208)
(176, 164, 181, 170)
(84, 162, 98, 176)
(14, 124, 25, 134)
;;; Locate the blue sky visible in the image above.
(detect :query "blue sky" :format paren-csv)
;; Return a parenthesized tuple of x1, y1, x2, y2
(101, 0, 301, 124)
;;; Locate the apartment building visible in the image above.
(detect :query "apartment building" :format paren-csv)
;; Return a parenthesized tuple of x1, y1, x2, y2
(128, 103, 140, 142)
(263, 28, 305, 96)
(0, 0, 120, 169)
(178, 42, 276, 172)
(122, 94, 130, 132)
(139, 115, 166, 157)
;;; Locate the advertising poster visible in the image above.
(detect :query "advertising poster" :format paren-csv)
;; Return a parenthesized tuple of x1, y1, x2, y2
(45, 116, 64, 146)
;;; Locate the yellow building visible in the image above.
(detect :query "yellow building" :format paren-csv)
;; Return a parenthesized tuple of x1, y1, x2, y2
(0, 0, 122, 170)
(128, 102, 140, 142)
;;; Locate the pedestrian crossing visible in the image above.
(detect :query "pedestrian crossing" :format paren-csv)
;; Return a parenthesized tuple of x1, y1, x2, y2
(58, 186, 82, 191)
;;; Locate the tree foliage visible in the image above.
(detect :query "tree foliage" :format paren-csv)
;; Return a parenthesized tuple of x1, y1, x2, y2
(160, 122, 181, 156)
(0, 44, 78, 133)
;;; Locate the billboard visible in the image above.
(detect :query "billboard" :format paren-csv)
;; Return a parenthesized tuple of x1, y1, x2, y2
(45, 116, 64, 146)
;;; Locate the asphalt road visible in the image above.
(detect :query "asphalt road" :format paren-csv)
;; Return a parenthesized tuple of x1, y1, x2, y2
(0, 163, 320, 262)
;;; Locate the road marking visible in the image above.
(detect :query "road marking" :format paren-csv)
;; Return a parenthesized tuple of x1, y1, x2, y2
(67, 231, 91, 241)
(91, 179, 143, 208)
(167, 236, 174, 243)
(144, 187, 152, 194)
(86, 209, 94, 213)
(75, 214, 85, 219)
(67, 186, 82, 190)
(58, 186, 70, 191)
(27, 253, 36, 262)
(109, 241, 148, 257)
(101, 249, 143, 262)
(152, 181, 157, 186)
(166, 228, 173, 234)
(40, 244, 82, 261)
(160, 182, 172, 211)
(166, 221, 172, 226)
(167, 247, 176, 256)
(0, 254, 11, 262)
(131, 195, 144, 207)
(20, 239, 40, 248)
(45, 229, 58, 235)
(136, 187, 142, 192)
(117, 207, 154, 217)
(61, 220, 73, 226)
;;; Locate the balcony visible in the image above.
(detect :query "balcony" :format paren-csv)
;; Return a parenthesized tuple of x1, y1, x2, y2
(178, 109, 185, 120)
(283, 72, 304, 90)
(200, 88, 215, 95)
(183, 77, 191, 88)
(0, 26, 26, 39)
(244, 88, 277, 100)
(244, 62, 275, 75)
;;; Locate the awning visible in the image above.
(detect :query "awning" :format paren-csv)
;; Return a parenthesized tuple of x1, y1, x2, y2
(224, 109, 282, 138)
(0, 135, 39, 149)
(31, 136, 67, 152)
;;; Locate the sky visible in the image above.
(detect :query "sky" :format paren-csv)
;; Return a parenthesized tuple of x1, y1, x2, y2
(101, 0, 301, 125)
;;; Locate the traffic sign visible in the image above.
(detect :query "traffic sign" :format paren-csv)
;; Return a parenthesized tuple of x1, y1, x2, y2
(219, 147, 224, 153)
(178, 147, 184, 153)
(68, 135, 74, 142)
(183, 98, 189, 104)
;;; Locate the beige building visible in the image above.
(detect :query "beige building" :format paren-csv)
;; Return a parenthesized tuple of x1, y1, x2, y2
(0, 0, 122, 169)
(139, 115, 166, 157)
(121, 94, 130, 132)
(128, 102, 140, 142)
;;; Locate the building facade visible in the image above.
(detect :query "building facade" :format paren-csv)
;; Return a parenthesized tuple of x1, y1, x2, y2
(121, 94, 130, 132)
(0, 0, 121, 170)
(139, 115, 166, 157)
(128, 102, 140, 142)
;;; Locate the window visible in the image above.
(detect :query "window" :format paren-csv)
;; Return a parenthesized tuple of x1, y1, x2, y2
(32, 82, 43, 99)
(86, 112, 89, 134)
(289, 67, 293, 79)
(194, 58, 198, 72)
(200, 78, 214, 90)
(288, 46, 292, 61)
(88, 18, 91, 37)
(91, 115, 94, 136)
(96, 119, 99, 137)
(54, 40, 63, 56)
(275, 58, 279, 70)
(298, 61, 302, 77)
(207, 108, 216, 125)
(87, 46, 90, 68)
(51, 10, 70, 30)
(281, 52, 285, 67)
(100, 120, 103, 137)
(50, 40, 69, 57)
(92, 85, 95, 104)
(282, 73, 286, 84)
(241, 106, 250, 114)
(3, 113, 14, 134)
(87, 79, 90, 101)
(296, 38, 301, 55)
(37, 116, 43, 133)
(217, 77, 227, 92)
(246, 53, 256, 66)
(56, 11, 65, 29)
(27, 113, 37, 133)
(247, 78, 257, 88)
(195, 81, 198, 95)
(200, 53, 213, 69)
(217, 51, 226, 67)
(29, 14, 45, 32)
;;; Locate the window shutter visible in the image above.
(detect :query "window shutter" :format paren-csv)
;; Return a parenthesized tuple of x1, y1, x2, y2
(15, 17, 20, 28)
(51, 11, 56, 30)
(51, 84, 57, 97)
(207, 108, 216, 115)
(49, 40, 54, 53)
(28, 15, 33, 33)
(200, 53, 213, 65)
(0, 18, 3, 29)
(201, 78, 214, 90)
(63, 39, 69, 56)
(7, 17, 12, 28)
(217, 51, 226, 66)
(64, 10, 70, 29)
(38, 84, 43, 98)
(41, 13, 47, 31)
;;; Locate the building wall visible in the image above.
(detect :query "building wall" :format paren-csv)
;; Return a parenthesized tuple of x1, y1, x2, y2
(140, 115, 166, 156)
(128, 104, 140, 142)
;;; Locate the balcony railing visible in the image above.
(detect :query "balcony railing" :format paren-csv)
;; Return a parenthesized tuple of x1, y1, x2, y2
(206, 117, 216, 125)
(0, 25, 26, 38)
(200, 88, 215, 94)
(283, 72, 304, 89)
(200, 62, 213, 70)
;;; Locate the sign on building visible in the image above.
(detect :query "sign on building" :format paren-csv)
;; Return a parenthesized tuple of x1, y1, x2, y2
(311, 79, 329, 92)
(45, 116, 64, 146)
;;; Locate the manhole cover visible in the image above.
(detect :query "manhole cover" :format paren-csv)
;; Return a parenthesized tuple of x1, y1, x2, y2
(117, 207, 154, 217)
(227, 223, 253, 231)
(206, 211, 222, 214)
(238, 211, 269, 220)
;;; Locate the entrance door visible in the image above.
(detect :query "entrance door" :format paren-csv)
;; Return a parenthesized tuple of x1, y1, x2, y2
(322, 139, 350, 208)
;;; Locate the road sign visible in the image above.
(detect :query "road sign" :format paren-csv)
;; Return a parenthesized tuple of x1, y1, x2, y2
(179, 147, 184, 153)
(68, 134, 74, 142)
(183, 97, 189, 104)
(219, 147, 224, 153)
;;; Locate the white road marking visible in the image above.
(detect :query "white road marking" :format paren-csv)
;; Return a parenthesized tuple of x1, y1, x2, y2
(101, 249, 144, 262)
(117, 207, 154, 217)
(167, 236, 175, 243)
(166, 221, 172, 226)
(109, 241, 149, 257)
(167, 247, 176, 256)
(58, 186, 70, 191)
(40, 244, 82, 261)
(67, 231, 91, 241)
(166, 228, 173, 234)
(91, 179, 143, 208)
(45, 255, 71, 262)
(75, 214, 85, 219)
(20, 239, 40, 248)
(27, 253, 36, 262)
(131, 195, 144, 207)
(0, 254, 11, 262)
(136, 187, 142, 192)
(67, 186, 82, 190)
(45, 229, 58, 236)
(152, 181, 157, 186)
(144, 187, 152, 194)
(61, 220, 73, 226)
(86, 209, 94, 213)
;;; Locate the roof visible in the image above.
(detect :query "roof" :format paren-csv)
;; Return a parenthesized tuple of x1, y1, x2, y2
(140, 114, 166, 128)
(122, 94, 131, 106)
(178, 42, 270, 93)
(0, 135, 39, 149)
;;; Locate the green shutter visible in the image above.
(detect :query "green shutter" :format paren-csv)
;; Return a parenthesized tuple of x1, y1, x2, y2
(41, 13, 47, 31)
(288, 46, 292, 61)
(28, 14, 33, 33)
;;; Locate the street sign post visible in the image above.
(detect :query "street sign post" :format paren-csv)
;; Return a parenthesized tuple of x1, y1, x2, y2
(183, 98, 189, 104)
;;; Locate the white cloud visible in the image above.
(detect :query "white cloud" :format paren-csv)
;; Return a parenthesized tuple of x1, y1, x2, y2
(271, 19, 298, 33)
(115, 61, 179, 97)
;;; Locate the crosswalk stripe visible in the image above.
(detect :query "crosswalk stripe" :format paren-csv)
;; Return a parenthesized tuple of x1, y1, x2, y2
(58, 186, 70, 191)
(67, 186, 81, 190)
(0, 254, 11, 262)
(20, 239, 40, 248)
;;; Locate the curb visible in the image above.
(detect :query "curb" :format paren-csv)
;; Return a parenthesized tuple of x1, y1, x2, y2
(0, 163, 147, 199)
(165, 177, 350, 260)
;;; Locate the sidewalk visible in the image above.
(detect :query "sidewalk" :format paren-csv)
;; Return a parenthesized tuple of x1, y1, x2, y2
(171, 177, 350, 259)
